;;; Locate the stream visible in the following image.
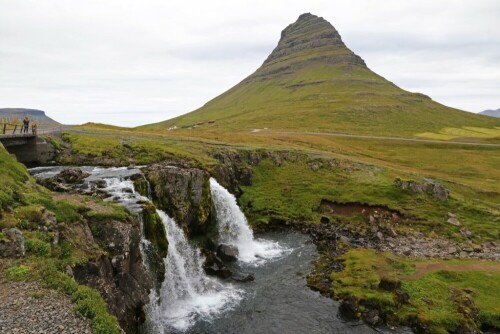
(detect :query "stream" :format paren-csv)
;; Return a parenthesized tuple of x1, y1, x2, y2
(29, 166, 410, 334)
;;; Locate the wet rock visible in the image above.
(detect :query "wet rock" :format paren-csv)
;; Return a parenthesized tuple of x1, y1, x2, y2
(57, 168, 90, 184)
(204, 253, 232, 278)
(363, 309, 380, 326)
(140, 203, 168, 285)
(339, 296, 360, 319)
(204, 262, 232, 279)
(232, 272, 255, 282)
(378, 277, 401, 291)
(409, 315, 430, 334)
(217, 244, 239, 262)
(0, 228, 25, 258)
(145, 163, 212, 236)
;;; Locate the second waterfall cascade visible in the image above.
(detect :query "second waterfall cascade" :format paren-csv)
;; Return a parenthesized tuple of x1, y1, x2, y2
(209, 178, 288, 264)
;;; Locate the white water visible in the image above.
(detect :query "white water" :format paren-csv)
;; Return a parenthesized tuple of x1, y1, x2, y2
(150, 210, 243, 332)
(210, 178, 288, 264)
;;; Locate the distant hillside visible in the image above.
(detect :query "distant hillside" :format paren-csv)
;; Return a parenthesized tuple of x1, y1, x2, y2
(142, 13, 500, 137)
(0, 108, 60, 125)
(480, 109, 500, 118)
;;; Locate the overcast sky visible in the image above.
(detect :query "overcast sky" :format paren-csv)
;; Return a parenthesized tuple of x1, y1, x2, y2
(1, 0, 499, 126)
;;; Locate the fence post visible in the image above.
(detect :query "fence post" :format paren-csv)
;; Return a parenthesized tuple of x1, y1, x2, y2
(32, 124, 37, 136)
(13, 124, 17, 134)
(2, 123, 5, 134)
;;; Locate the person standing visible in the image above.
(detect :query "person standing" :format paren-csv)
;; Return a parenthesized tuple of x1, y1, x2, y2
(22, 116, 29, 133)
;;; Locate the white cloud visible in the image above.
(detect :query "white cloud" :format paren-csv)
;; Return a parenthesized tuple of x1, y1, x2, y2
(0, 0, 499, 126)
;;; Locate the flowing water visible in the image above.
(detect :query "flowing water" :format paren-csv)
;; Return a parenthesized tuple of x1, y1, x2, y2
(146, 210, 244, 333)
(210, 178, 287, 264)
(30, 167, 410, 334)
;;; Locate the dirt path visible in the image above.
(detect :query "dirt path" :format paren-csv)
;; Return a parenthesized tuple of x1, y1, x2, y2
(0, 278, 92, 334)
(407, 261, 500, 280)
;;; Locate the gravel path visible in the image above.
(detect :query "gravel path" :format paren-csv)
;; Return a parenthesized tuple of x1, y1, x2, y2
(0, 280, 92, 334)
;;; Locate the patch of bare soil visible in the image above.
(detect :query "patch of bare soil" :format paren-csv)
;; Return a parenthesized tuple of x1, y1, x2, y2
(407, 261, 500, 280)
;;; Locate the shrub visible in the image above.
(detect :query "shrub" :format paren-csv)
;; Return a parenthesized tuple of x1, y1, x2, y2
(6, 265, 31, 281)
(25, 238, 52, 256)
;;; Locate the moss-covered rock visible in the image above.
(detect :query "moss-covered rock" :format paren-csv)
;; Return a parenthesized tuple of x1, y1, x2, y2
(131, 174, 150, 198)
(140, 202, 168, 285)
(145, 163, 213, 237)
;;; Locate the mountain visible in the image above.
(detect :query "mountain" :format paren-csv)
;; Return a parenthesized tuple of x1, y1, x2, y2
(143, 13, 500, 136)
(0, 108, 60, 125)
(479, 109, 500, 118)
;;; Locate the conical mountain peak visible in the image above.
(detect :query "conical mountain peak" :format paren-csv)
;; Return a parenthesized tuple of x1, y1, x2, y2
(145, 13, 499, 137)
(253, 13, 365, 81)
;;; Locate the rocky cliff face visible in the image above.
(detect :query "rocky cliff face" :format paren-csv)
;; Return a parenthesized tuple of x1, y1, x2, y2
(145, 163, 213, 237)
(244, 13, 366, 82)
(264, 13, 365, 65)
(68, 216, 153, 333)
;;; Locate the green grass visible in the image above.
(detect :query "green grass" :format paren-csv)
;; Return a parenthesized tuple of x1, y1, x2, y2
(0, 145, 122, 333)
(142, 47, 500, 137)
(329, 249, 500, 332)
(417, 126, 500, 140)
(60, 131, 217, 166)
(239, 154, 499, 242)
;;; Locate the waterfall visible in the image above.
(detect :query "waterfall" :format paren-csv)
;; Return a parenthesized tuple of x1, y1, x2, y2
(150, 210, 243, 332)
(210, 178, 287, 264)
(87, 168, 243, 332)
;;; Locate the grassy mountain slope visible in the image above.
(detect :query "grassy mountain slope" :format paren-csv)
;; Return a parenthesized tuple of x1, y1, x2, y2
(142, 13, 500, 137)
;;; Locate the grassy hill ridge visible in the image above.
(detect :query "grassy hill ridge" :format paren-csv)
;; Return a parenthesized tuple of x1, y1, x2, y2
(141, 13, 500, 137)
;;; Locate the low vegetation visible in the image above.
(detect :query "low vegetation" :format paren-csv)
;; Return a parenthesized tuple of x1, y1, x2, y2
(328, 249, 500, 332)
(0, 145, 122, 334)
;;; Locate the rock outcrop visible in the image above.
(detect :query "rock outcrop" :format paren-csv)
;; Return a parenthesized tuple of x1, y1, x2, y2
(140, 202, 168, 285)
(145, 163, 213, 237)
(0, 228, 25, 258)
(71, 216, 153, 334)
(394, 178, 449, 201)
(262, 13, 366, 70)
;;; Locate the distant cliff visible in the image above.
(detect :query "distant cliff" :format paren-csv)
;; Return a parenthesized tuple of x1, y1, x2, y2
(0, 108, 60, 124)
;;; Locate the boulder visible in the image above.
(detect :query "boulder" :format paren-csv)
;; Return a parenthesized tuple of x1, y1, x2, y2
(57, 167, 90, 184)
(232, 272, 255, 283)
(0, 228, 25, 258)
(217, 244, 239, 262)
(203, 254, 232, 279)
(394, 178, 449, 201)
(363, 309, 380, 326)
(447, 217, 461, 226)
